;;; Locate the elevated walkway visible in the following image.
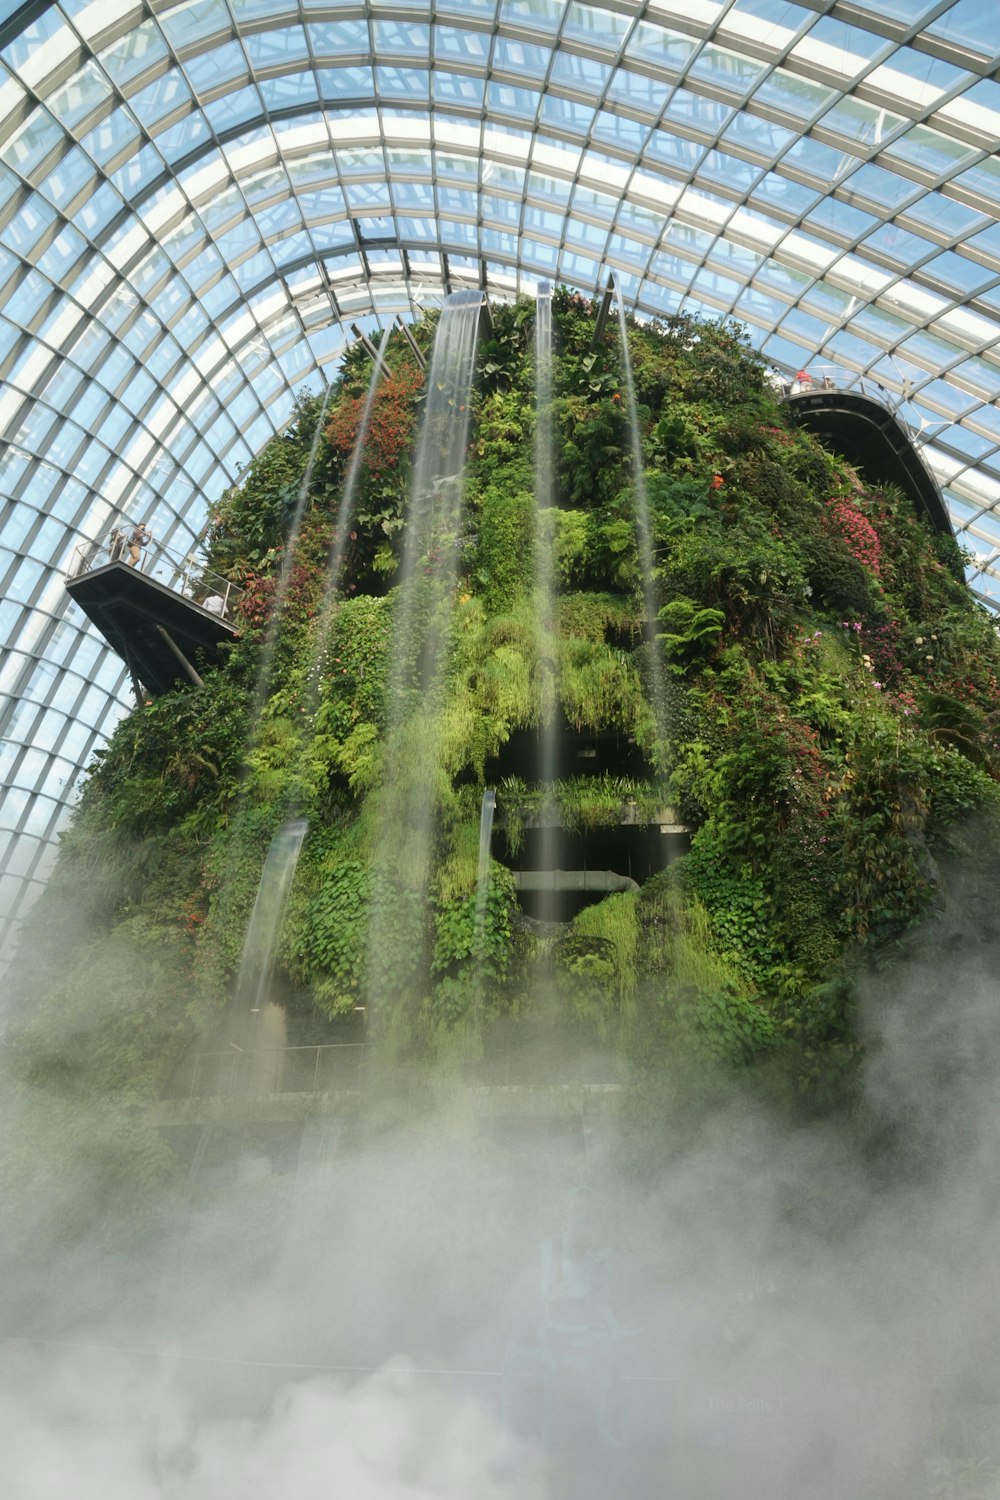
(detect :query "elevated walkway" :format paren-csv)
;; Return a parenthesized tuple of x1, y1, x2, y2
(781, 368, 952, 537)
(65, 533, 243, 697)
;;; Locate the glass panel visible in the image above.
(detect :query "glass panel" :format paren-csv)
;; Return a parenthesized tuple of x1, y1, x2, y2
(955, 157, 1000, 210)
(626, 21, 696, 71)
(185, 44, 248, 94)
(373, 21, 430, 56)
(99, 20, 169, 87)
(754, 69, 834, 121)
(5, 107, 63, 178)
(46, 60, 114, 131)
(923, 250, 996, 296)
(846, 163, 920, 211)
(493, 37, 551, 81)
(864, 222, 936, 267)
(904, 190, 986, 241)
(884, 126, 977, 179)
(689, 44, 767, 96)
(928, 0, 997, 54)
(604, 69, 663, 115)
(206, 79, 264, 127)
(804, 198, 876, 242)
(309, 19, 369, 54)
(244, 27, 311, 69)
(159, 0, 233, 50)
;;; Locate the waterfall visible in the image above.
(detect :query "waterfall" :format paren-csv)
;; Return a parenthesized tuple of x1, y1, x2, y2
(220, 815, 309, 1094)
(533, 282, 562, 925)
(235, 816, 309, 1018)
(299, 329, 393, 731)
(477, 787, 497, 897)
(614, 285, 668, 756)
(247, 378, 338, 721)
(364, 291, 484, 1018)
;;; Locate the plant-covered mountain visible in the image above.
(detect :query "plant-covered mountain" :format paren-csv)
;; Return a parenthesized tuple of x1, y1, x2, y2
(9, 289, 1000, 1106)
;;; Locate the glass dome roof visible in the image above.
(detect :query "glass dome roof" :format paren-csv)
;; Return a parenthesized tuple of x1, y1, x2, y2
(2, 0, 1000, 959)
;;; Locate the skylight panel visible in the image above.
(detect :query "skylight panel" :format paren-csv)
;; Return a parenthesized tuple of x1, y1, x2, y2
(549, 50, 612, 92)
(317, 66, 372, 102)
(803, 197, 876, 243)
(1, 6, 78, 90)
(243, 27, 312, 70)
(435, 0, 500, 18)
(154, 110, 212, 165)
(865, 50, 969, 111)
(538, 93, 594, 135)
(5, 107, 64, 179)
(922, 249, 997, 297)
(927, 0, 999, 57)
(626, 20, 695, 72)
(373, 20, 431, 58)
(591, 110, 649, 154)
(184, 42, 248, 94)
(722, 0, 802, 50)
(499, 0, 565, 37)
(754, 68, 835, 122)
(845, 0, 941, 23)
(604, 66, 663, 115)
(309, 19, 368, 55)
(689, 43, 768, 97)
(563, 4, 631, 49)
(882, 126, 979, 182)
(492, 36, 550, 81)
(954, 157, 1000, 213)
(44, 60, 114, 132)
(159, 0, 233, 51)
(99, 18, 169, 87)
(262, 70, 320, 109)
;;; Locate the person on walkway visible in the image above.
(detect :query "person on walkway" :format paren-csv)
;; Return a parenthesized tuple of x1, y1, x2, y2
(127, 522, 150, 566)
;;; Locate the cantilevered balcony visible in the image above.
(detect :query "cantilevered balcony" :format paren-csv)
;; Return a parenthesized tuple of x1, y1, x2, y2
(64, 532, 244, 698)
(781, 365, 952, 538)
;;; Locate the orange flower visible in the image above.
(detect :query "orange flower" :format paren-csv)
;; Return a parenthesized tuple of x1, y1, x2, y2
(710, 473, 725, 489)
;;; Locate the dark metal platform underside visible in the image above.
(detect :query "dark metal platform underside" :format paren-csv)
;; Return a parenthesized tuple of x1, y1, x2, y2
(784, 389, 953, 537)
(65, 560, 238, 696)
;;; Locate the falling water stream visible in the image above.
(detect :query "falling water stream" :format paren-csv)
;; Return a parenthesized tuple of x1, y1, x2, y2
(299, 328, 393, 732)
(362, 290, 484, 1021)
(533, 283, 562, 926)
(614, 285, 668, 754)
(226, 816, 309, 1092)
(218, 336, 393, 1069)
(247, 378, 338, 723)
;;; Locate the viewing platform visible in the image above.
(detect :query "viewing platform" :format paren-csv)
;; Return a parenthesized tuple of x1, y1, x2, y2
(780, 365, 953, 538)
(64, 533, 244, 697)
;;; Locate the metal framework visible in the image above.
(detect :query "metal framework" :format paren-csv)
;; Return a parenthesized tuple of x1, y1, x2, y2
(1, 0, 1000, 960)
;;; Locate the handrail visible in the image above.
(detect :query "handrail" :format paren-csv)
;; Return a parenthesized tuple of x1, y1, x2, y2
(165, 1041, 371, 1099)
(67, 530, 243, 618)
(778, 363, 898, 410)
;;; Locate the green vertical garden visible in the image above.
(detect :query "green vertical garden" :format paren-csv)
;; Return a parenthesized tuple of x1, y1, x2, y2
(8, 290, 1000, 1104)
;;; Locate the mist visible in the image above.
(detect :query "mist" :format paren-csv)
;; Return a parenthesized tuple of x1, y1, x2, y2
(3, 868, 1000, 1500)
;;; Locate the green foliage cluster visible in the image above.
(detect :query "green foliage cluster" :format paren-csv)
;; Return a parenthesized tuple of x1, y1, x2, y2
(9, 289, 1000, 1124)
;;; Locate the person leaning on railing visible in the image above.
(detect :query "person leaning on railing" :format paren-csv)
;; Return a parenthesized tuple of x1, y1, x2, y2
(127, 522, 151, 566)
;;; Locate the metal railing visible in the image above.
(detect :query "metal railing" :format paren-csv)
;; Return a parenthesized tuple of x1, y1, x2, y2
(67, 530, 243, 619)
(779, 363, 898, 409)
(164, 1042, 371, 1099)
(163, 1038, 622, 1099)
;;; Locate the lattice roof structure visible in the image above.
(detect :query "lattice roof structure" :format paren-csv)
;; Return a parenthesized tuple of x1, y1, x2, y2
(2, 0, 1000, 960)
